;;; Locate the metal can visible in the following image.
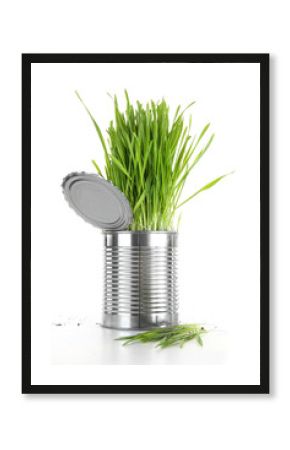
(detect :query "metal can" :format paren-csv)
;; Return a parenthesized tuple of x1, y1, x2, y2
(102, 231, 179, 330)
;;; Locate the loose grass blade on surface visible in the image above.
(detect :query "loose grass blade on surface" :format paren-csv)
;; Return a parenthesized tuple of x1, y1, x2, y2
(116, 324, 207, 349)
(77, 91, 230, 230)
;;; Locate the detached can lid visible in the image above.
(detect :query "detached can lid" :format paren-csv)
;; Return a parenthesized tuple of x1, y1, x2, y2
(62, 172, 133, 230)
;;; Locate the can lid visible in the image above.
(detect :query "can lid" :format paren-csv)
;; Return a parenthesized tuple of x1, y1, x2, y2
(62, 172, 133, 230)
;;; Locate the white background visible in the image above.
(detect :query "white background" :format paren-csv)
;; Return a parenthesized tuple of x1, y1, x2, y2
(31, 62, 260, 383)
(0, 0, 288, 449)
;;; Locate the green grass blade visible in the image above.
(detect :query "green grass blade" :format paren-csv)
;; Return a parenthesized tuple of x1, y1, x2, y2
(75, 91, 110, 164)
(92, 159, 103, 177)
(177, 172, 233, 209)
(110, 154, 132, 179)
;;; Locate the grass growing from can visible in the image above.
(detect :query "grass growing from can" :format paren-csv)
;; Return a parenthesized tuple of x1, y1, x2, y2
(116, 324, 207, 349)
(76, 90, 230, 231)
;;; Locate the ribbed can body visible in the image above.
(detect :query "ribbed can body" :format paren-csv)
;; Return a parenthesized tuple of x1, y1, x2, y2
(102, 231, 179, 330)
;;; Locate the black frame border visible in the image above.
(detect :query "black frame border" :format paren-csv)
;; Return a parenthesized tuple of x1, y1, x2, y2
(22, 53, 269, 394)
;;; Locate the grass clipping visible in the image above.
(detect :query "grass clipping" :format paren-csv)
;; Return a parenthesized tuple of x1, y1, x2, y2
(116, 324, 207, 349)
(76, 90, 231, 231)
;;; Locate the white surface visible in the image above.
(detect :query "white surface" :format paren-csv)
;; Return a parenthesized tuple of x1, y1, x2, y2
(1, 1, 289, 450)
(31, 61, 260, 385)
(51, 320, 227, 365)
